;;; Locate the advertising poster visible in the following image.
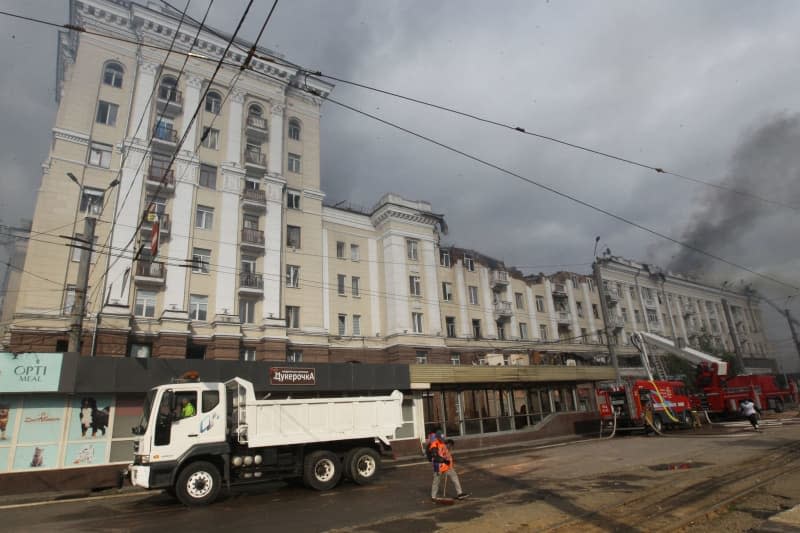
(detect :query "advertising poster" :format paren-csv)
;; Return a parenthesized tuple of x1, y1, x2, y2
(64, 441, 108, 466)
(67, 396, 113, 441)
(0, 352, 63, 393)
(17, 397, 66, 444)
(13, 444, 61, 471)
(0, 396, 20, 444)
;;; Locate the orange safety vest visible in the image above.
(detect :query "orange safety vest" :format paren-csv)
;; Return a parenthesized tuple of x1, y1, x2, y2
(428, 439, 452, 473)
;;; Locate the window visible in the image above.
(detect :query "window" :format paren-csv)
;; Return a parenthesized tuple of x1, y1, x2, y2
(588, 279, 594, 292)
(353, 315, 361, 336)
(195, 205, 214, 230)
(412, 312, 423, 333)
(519, 322, 528, 339)
(201, 127, 219, 149)
(239, 299, 256, 324)
(539, 324, 548, 340)
(338, 314, 347, 336)
(240, 348, 256, 362)
(468, 286, 479, 305)
(249, 104, 263, 117)
(515, 292, 525, 310)
(581, 328, 588, 341)
(79, 188, 104, 213)
(158, 76, 178, 101)
(497, 322, 506, 340)
(103, 62, 123, 87)
(135, 290, 157, 318)
(450, 353, 461, 366)
(286, 265, 300, 288)
(592, 304, 600, 319)
(192, 248, 211, 274)
(205, 91, 221, 114)
(129, 343, 151, 358)
(337, 274, 346, 296)
(244, 179, 260, 192)
(446, 317, 456, 338)
(634, 309, 642, 324)
(88, 142, 112, 168)
(288, 118, 301, 141)
(287, 225, 301, 248)
(351, 276, 360, 297)
(63, 285, 76, 315)
(288, 153, 301, 173)
(71, 233, 98, 263)
(189, 295, 208, 321)
(472, 319, 482, 339)
(286, 350, 303, 363)
(406, 239, 418, 261)
(439, 250, 451, 267)
(241, 256, 256, 275)
(576, 301, 584, 318)
(350, 244, 360, 261)
(416, 350, 428, 365)
(336, 241, 345, 259)
(96, 101, 118, 126)
(286, 306, 300, 328)
(621, 308, 629, 322)
(287, 190, 301, 209)
(464, 255, 475, 271)
(442, 282, 453, 301)
(536, 295, 545, 312)
(647, 309, 658, 324)
(199, 164, 217, 189)
(571, 276, 579, 289)
(409, 276, 421, 297)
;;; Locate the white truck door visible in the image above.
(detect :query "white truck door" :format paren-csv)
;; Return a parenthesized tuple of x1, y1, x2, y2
(151, 389, 202, 462)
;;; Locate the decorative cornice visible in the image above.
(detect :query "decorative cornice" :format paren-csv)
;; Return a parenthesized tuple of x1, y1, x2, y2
(53, 127, 90, 146)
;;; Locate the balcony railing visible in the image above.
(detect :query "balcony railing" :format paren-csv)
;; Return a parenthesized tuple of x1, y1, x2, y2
(135, 260, 165, 281)
(242, 187, 266, 203)
(245, 149, 266, 167)
(491, 270, 509, 287)
(552, 283, 567, 298)
(493, 301, 512, 316)
(643, 297, 656, 308)
(557, 311, 572, 324)
(152, 125, 178, 144)
(247, 115, 267, 131)
(241, 227, 265, 246)
(146, 168, 175, 188)
(157, 85, 182, 105)
(141, 211, 171, 235)
(239, 271, 264, 290)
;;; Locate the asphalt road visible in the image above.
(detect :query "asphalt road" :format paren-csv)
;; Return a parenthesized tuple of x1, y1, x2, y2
(4, 421, 800, 532)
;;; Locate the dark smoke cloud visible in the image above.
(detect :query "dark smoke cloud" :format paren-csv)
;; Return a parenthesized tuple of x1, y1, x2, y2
(668, 112, 800, 276)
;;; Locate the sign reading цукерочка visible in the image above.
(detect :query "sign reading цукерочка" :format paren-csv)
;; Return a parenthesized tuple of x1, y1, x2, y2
(0, 353, 63, 393)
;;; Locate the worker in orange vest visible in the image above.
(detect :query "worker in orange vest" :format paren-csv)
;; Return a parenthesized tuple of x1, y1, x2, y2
(429, 429, 469, 500)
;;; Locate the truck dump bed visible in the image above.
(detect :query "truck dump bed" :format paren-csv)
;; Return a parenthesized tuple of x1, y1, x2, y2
(225, 378, 404, 448)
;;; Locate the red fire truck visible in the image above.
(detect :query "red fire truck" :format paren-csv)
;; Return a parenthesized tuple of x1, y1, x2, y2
(598, 379, 693, 433)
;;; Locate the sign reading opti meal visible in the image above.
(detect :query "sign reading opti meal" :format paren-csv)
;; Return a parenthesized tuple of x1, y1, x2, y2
(269, 367, 316, 386)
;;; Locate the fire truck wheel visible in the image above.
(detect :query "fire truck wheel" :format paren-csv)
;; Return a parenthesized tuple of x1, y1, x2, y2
(651, 415, 663, 434)
(349, 448, 381, 485)
(303, 450, 342, 491)
(774, 399, 784, 413)
(176, 461, 221, 506)
(682, 410, 693, 427)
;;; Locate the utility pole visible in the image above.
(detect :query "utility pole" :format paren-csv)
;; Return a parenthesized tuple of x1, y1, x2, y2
(68, 215, 96, 353)
(593, 259, 621, 385)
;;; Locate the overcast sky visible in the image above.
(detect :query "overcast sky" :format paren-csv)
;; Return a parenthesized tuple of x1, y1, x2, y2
(0, 0, 798, 370)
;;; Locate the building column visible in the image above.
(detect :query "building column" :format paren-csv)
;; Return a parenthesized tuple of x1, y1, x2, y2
(506, 284, 518, 340)
(368, 238, 381, 336)
(225, 90, 245, 165)
(525, 286, 540, 340)
(321, 228, 330, 333)
(421, 240, 442, 335)
(582, 282, 599, 343)
(624, 284, 637, 334)
(181, 75, 202, 144)
(129, 60, 158, 141)
(454, 260, 469, 337)
(215, 165, 243, 318)
(382, 234, 409, 335)
(262, 176, 285, 324)
(544, 280, 558, 340)
(268, 103, 284, 176)
(676, 298, 689, 344)
(162, 154, 198, 315)
(479, 267, 497, 339)
(566, 283, 580, 339)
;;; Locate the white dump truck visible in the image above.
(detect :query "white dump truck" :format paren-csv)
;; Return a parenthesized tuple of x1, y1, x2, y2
(129, 376, 404, 505)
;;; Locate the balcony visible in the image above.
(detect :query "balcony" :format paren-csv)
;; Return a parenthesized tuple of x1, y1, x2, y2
(604, 286, 620, 305)
(151, 125, 179, 149)
(135, 260, 165, 285)
(551, 283, 568, 298)
(643, 297, 657, 309)
(140, 211, 170, 239)
(241, 187, 266, 211)
(493, 301, 512, 317)
(241, 227, 265, 251)
(244, 149, 267, 170)
(490, 270, 509, 288)
(239, 271, 264, 294)
(605, 315, 623, 331)
(156, 85, 182, 116)
(245, 115, 268, 141)
(556, 311, 572, 325)
(145, 168, 175, 191)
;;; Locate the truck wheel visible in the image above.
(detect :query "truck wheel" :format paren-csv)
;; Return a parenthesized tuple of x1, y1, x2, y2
(774, 399, 784, 413)
(176, 461, 221, 506)
(303, 450, 342, 491)
(651, 415, 663, 434)
(682, 410, 693, 427)
(349, 448, 381, 485)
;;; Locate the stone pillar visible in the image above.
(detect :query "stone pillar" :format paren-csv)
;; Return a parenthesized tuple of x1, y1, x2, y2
(262, 176, 285, 323)
(130, 60, 158, 141)
(525, 286, 540, 340)
(582, 282, 599, 343)
(215, 164, 243, 318)
(268, 103, 284, 176)
(368, 237, 381, 336)
(479, 267, 497, 339)
(382, 233, 409, 335)
(181, 75, 202, 143)
(421, 240, 441, 335)
(321, 228, 330, 333)
(162, 154, 197, 315)
(454, 260, 470, 338)
(544, 280, 558, 340)
(225, 90, 245, 164)
(566, 282, 580, 339)
(624, 284, 637, 336)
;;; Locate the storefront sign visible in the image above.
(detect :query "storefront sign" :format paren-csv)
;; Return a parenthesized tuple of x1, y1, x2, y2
(269, 367, 316, 386)
(0, 353, 63, 393)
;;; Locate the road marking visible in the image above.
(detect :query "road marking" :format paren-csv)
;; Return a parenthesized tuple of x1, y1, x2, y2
(0, 491, 153, 510)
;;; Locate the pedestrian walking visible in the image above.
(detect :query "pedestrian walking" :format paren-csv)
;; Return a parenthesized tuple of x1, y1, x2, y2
(740, 399, 761, 431)
(428, 429, 469, 502)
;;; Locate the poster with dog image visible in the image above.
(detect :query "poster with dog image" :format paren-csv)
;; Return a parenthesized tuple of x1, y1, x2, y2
(67, 396, 112, 441)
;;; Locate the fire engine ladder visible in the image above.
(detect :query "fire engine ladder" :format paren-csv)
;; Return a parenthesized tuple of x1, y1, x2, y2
(649, 353, 669, 381)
